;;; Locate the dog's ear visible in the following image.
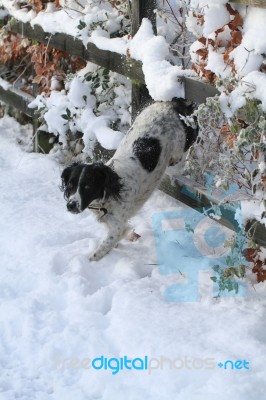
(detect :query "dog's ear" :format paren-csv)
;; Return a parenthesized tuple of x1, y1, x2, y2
(97, 164, 124, 200)
(61, 166, 72, 190)
(60, 162, 81, 197)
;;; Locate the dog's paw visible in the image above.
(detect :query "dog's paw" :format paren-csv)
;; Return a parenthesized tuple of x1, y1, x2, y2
(89, 245, 113, 261)
(89, 248, 108, 262)
(89, 252, 101, 262)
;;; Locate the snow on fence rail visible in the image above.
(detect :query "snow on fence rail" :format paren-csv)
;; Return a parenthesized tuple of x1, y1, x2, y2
(0, 0, 265, 109)
(0, 0, 266, 247)
(0, 83, 35, 117)
(0, 19, 219, 107)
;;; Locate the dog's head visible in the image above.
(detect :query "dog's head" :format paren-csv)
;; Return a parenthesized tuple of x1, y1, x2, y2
(60, 162, 123, 214)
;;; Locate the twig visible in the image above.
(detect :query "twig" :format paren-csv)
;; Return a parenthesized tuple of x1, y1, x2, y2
(44, 34, 53, 66)
(12, 62, 32, 86)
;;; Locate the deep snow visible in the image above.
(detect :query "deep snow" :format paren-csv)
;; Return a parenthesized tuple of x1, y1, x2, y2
(1, 116, 266, 399)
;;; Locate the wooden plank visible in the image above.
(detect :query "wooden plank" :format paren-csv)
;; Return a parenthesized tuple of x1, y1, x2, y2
(8, 19, 145, 83)
(159, 175, 266, 247)
(159, 175, 239, 232)
(131, 83, 152, 121)
(0, 83, 35, 116)
(131, 0, 156, 119)
(131, 0, 157, 35)
(184, 77, 219, 103)
(230, 0, 266, 8)
(6, 19, 218, 104)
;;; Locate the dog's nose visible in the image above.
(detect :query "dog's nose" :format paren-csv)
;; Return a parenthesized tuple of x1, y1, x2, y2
(67, 200, 79, 213)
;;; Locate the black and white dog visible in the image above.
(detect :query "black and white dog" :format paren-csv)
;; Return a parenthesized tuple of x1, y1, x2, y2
(61, 101, 196, 261)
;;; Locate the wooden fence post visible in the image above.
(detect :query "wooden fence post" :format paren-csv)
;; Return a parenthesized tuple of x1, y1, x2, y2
(131, 0, 157, 121)
(131, 0, 157, 36)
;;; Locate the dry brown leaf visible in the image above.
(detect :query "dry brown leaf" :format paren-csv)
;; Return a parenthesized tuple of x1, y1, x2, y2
(252, 260, 266, 282)
(224, 47, 234, 63)
(261, 175, 266, 186)
(207, 38, 215, 47)
(198, 37, 207, 45)
(244, 247, 258, 262)
(220, 124, 231, 135)
(226, 3, 238, 16)
(251, 149, 260, 161)
(215, 26, 225, 36)
(196, 48, 208, 60)
(127, 231, 141, 242)
(228, 13, 243, 30)
(32, 75, 44, 84)
(203, 69, 215, 83)
(231, 30, 242, 46)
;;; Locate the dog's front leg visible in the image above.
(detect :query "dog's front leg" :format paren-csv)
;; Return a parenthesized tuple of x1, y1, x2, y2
(89, 217, 126, 261)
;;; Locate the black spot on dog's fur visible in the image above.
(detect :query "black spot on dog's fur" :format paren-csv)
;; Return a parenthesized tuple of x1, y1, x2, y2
(133, 136, 162, 172)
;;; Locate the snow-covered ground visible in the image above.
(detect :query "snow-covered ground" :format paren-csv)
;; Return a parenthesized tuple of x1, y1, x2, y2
(1, 115, 266, 400)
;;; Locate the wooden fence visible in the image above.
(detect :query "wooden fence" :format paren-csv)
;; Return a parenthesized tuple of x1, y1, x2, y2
(0, 0, 266, 246)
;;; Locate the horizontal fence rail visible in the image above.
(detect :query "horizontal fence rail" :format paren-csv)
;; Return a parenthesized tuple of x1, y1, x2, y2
(4, 19, 219, 104)
(160, 175, 266, 247)
(230, 0, 266, 7)
(0, 83, 35, 116)
(8, 20, 145, 83)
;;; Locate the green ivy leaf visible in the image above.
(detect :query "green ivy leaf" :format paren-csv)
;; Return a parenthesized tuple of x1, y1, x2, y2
(77, 20, 86, 30)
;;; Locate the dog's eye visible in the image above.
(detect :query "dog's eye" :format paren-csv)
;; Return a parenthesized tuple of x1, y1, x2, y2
(68, 182, 73, 189)
(84, 185, 90, 190)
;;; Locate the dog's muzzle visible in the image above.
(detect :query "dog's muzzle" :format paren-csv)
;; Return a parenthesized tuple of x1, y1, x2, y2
(67, 200, 80, 214)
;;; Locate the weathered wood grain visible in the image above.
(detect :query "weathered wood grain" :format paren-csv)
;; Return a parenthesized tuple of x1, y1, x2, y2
(159, 175, 266, 247)
(230, 0, 266, 8)
(131, 0, 156, 119)
(159, 175, 238, 230)
(0, 84, 35, 116)
(8, 19, 145, 83)
(131, 0, 157, 36)
(184, 78, 219, 104)
(6, 19, 219, 103)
